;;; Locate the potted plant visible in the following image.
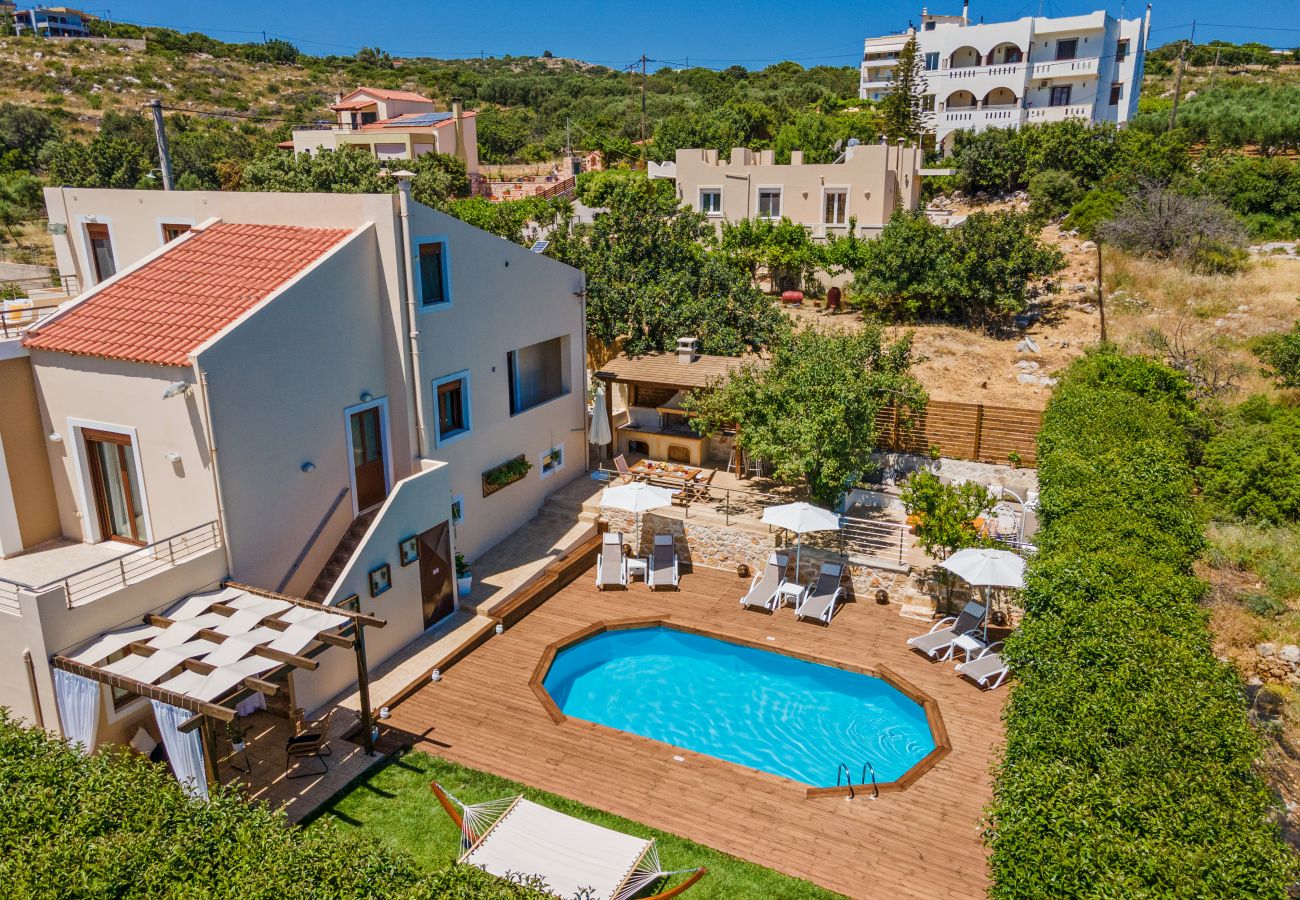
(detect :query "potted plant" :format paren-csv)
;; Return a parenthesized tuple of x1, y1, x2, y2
(455, 553, 472, 597)
(226, 721, 246, 754)
(1007, 450, 1022, 469)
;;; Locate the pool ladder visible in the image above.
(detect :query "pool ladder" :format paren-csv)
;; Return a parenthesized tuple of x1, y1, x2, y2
(835, 761, 880, 800)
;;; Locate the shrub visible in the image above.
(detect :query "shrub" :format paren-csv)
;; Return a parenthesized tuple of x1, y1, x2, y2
(1100, 181, 1250, 275)
(0, 711, 545, 898)
(1255, 322, 1300, 389)
(988, 349, 1296, 898)
(1026, 169, 1082, 224)
(1198, 397, 1300, 524)
(898, 469, 993, 559)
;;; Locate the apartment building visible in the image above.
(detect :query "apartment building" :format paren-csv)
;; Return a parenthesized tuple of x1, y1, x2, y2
(12, 4, 91, 37)
(861, 4, 1150, 151)
(0, 186, 584, 755)
(650, 142, 924, 240)
(290, 87, 480, 176)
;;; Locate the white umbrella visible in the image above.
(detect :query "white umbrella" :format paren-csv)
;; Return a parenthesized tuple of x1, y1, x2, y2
(760, 502, 841, 583)
(589, 384, 611, 449)
(601, 482, 675, 552)
(940, 548, 1026, 640)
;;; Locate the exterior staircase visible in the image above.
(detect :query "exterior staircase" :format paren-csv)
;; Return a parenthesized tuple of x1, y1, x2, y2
(533, 490, 601, 527)
(305, 508, 379, 604)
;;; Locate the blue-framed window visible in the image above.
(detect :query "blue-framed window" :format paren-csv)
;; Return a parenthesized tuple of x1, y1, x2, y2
(433, 370, 471, 445)
(417, 239, 450, 307)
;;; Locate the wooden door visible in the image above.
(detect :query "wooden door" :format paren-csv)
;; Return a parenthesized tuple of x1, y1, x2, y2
(350, 406, 386, 511)
(417, 523, 455, 629)
(84, 429, 145, 544)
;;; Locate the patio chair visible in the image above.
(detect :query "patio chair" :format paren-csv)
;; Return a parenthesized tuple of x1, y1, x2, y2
(647, 533, 679, 591)
(613, 454, 637, 483)
(906, 601, 987, 661)
(740, 552, 788, 613)
(285, 708, 334, 778)
(795, 562, 846, 625)
(956, 642, 1009, 690)
(596, 531, 628, 590)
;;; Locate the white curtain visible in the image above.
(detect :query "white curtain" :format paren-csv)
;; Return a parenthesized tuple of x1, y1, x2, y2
(151, 700, 209, 801)
(53, 669, 101, 754)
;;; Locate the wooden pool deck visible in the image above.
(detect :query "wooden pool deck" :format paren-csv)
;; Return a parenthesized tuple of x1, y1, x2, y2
(383, 564, 1005, 899)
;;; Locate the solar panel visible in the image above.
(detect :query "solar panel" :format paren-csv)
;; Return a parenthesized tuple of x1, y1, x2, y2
(531, 240, 549, 253)
(383, 112, 453, 127)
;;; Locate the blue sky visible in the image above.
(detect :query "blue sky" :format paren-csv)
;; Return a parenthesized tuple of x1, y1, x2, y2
(90, 1, 1297, 67)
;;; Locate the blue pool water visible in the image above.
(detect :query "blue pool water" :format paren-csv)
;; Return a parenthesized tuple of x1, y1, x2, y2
(542, 626, 935, 787)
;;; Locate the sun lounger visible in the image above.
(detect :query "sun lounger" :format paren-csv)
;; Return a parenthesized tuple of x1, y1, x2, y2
(596, 532, 627, 590)
(647, 534, 679, 590)
(795, 562, 845, 625)
(907, 600, 987, 660)
(740, 552, 788, 613)
(956, 642, 1009, 689)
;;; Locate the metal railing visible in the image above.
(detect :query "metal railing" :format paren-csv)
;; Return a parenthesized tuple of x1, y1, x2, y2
(0, 521, 223, 611)
(1, 302, 64, 339)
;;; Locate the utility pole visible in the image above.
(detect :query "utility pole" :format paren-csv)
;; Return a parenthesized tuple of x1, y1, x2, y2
(639, 52, 648, 161)
(1209, 46, 1220, 89)
(1096, 241, 1106, 344)
(148, 99, 174, 191)
(261, 30, 267, 43)
(1168, 21, 1194, 130)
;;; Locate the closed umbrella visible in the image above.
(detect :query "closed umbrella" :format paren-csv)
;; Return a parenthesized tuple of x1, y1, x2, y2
(589, 384, 611, 450)
(939, 548, 1025, 640)
(760, 501, 841, 583)
(601, 481, 675, 552)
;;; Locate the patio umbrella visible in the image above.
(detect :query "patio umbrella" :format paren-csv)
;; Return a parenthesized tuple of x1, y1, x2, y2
(588, 384, 611, 451)
(939, 548, 1026, 640)
(760, 502, 841, 583)
(601, 481, 675, 553)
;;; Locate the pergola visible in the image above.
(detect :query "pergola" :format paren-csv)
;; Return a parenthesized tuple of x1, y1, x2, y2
(51, 580, 385, 792)
(594, 348, 751, 471)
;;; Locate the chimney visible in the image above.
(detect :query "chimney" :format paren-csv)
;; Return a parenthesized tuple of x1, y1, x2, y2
(676, 336, 700, 364)
(450, 96, 465, 163)
(962, 0, 969, 25)
(790, 150, 804, 165)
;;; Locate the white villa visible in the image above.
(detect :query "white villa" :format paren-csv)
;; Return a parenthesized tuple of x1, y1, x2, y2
(861, 4, 1151, 151)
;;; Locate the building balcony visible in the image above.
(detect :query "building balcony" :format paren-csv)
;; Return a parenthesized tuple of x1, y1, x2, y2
(1030, 57, 1100, 79)
(940, 105, 1026, 129)
(944, 63, 1025, 80)
(1025, 103, 1093, 123)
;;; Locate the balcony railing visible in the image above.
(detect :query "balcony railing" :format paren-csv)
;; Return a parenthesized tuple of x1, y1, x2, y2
(0, 521, 223, 611)
(946, 63, 1025, 79)
(1026, 104, 1092, 122)
(1031, 57, 1100, 79)
(1, 301, 64, 340)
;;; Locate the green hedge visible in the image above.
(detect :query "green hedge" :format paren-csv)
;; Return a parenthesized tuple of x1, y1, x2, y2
(988, 351, 1296, 898)
(0, 711, 546, 899)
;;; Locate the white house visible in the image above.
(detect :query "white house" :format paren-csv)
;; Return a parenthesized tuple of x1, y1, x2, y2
(861, 4, 1151, 151)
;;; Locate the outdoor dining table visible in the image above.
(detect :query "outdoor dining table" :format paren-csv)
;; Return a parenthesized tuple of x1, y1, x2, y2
(628, 459, 714, 502)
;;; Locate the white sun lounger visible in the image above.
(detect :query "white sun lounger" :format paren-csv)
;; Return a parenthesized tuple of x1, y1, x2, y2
(648, 534, 679, 590)
(795, 562, 845, 625)
(596, 532, 627, 590)
(740, 552, 788, 613)
(956, 641, 1009, 689)
(907, 600, 987, 660)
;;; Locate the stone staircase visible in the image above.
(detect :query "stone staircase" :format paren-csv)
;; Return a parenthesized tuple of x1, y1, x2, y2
(533, 489, 601, 527)
(305, 508, 379, 604)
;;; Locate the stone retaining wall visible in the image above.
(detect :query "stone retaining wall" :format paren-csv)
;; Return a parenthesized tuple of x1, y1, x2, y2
(600, 508, 930, 610)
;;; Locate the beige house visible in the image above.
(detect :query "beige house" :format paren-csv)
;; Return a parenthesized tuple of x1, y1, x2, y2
(651, 142, 924, 239)
(0, 186, 585, 755)
(289, 87, 480, 176)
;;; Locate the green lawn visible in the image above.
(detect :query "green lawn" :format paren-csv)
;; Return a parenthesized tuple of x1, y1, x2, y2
(308, 750, 843, 900)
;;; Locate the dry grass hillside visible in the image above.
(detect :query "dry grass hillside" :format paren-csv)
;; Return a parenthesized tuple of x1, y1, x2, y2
(0, 35, 335, 134)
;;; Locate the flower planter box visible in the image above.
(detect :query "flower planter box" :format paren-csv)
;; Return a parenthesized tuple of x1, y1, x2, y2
(482, 454, 531, 497)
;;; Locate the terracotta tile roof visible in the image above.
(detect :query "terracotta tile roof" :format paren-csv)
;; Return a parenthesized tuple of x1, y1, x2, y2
(24, 223, 352, 367)
(330, 97, 376, 110)
(339, 86, 432, 104)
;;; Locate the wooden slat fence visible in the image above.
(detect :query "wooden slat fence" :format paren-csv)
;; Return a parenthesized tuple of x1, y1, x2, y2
(875, 400, 1042, 467)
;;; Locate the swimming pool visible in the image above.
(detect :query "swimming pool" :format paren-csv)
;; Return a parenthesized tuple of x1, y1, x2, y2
(540, 625, 937, 788)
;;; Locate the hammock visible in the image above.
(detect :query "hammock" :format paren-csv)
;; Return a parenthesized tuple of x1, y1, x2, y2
(432, 782, 705, 900)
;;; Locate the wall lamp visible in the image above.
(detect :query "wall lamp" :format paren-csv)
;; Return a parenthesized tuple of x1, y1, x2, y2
(300, 461, 316, 473)
(48, 432, 62, 443)
(359, 391, 373, 403)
